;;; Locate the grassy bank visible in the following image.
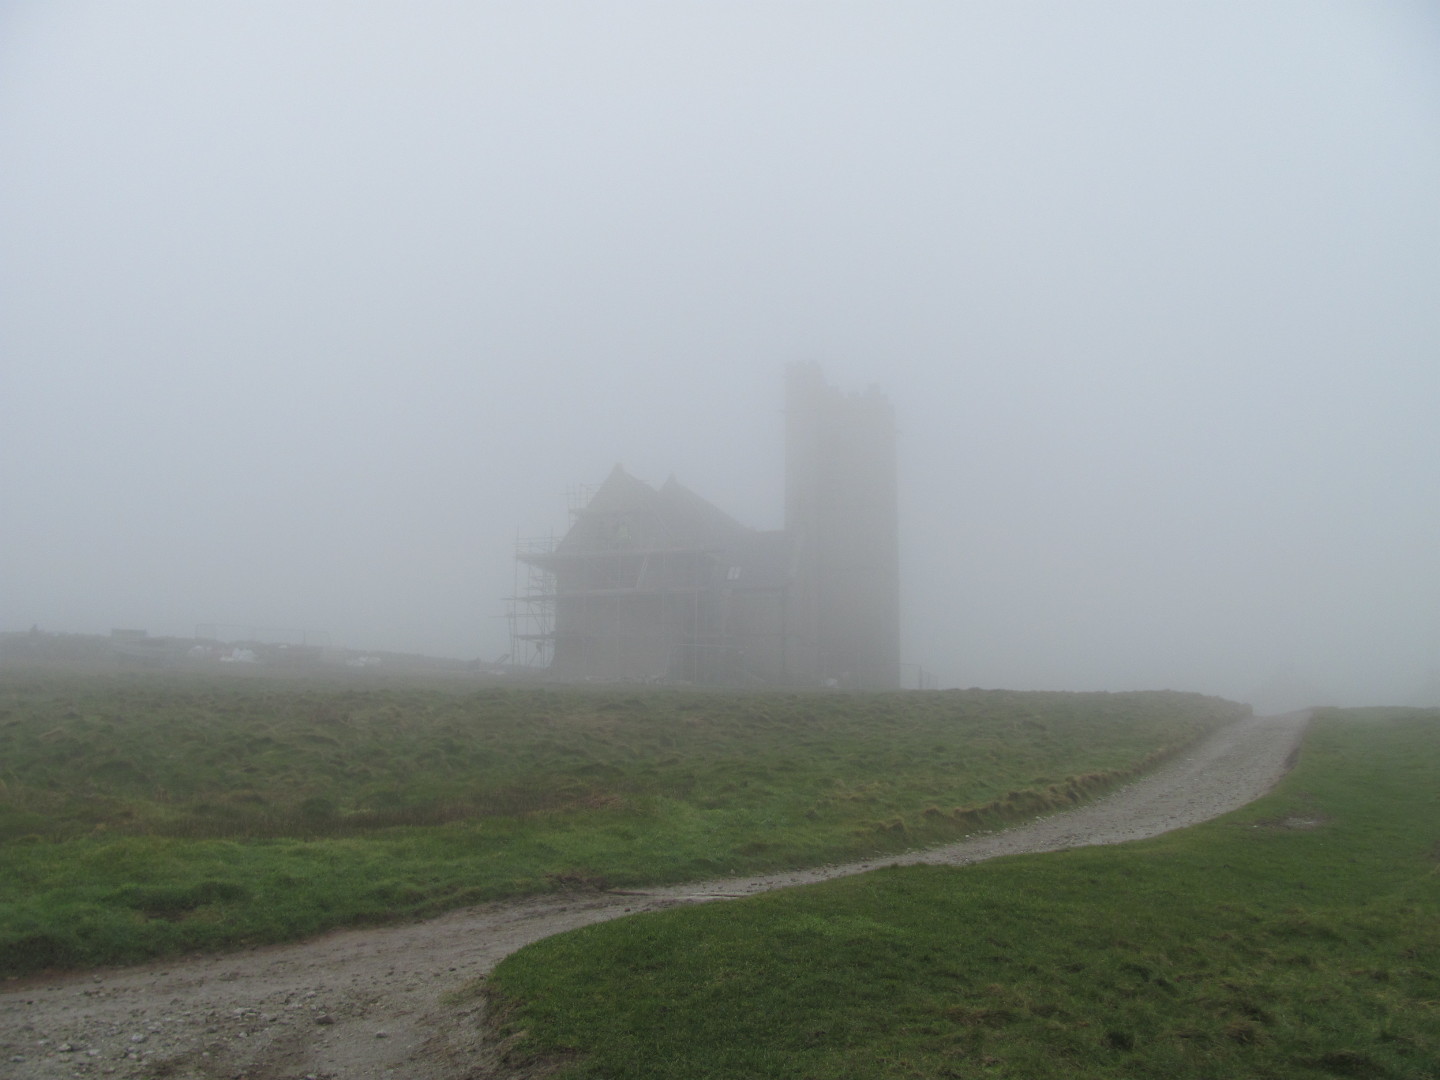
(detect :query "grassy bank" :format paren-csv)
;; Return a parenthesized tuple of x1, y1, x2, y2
(0, 672, 1242, 975)
(486, 708, 1440, 1079)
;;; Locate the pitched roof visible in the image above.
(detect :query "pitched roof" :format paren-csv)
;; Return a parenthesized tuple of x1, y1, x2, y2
(554, 464, 747, 556)
(657, 474, 747, 542)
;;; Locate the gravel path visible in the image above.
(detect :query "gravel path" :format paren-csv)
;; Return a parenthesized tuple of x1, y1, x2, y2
(0, 710, 1309, 1080)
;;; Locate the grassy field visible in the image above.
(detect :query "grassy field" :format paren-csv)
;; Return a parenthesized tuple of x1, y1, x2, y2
(0, 670, 1242, 975)
(485, 708, 1440, 1079)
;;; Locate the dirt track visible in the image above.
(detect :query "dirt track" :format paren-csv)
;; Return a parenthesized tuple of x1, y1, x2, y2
(0, 711, 1309, 1080)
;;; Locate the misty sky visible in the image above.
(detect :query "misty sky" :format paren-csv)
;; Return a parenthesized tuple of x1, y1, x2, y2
(3, 2, 1438, 708)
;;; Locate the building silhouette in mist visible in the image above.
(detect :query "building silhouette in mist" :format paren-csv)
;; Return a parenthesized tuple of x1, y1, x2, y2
(511, 365, 899, 688)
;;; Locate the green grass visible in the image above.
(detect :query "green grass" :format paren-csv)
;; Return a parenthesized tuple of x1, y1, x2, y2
(0, 671, 1241, 975)
(485, 708, 1440, 1079)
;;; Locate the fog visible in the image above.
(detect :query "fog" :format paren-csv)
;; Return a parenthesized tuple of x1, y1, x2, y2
(2, 3, 1437, 709)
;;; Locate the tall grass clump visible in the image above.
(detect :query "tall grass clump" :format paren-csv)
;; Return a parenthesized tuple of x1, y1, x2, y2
(0, 669, 1244, 974)
(485, 707, 1440, 1079)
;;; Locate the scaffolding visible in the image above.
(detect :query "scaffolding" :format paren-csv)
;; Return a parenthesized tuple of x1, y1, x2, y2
(505, 533, 558, 670)
(511, 544, 737, 683)
(505, 476, 792, 683)
(504, 483, 597, 672)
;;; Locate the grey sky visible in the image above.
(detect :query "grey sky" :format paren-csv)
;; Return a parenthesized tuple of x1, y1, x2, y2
(3, 2, 1437, 708)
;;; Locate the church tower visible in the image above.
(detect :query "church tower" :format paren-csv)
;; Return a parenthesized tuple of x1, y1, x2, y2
(784, 363, 900, 688)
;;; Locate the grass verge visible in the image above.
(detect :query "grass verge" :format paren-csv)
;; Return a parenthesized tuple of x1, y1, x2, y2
(0, 672, 1241, 975)
(485, 708, 1440, 1079)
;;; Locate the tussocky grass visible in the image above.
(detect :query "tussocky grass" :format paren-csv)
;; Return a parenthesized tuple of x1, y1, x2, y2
(0, 669, 1242, 975)
(485, 708, 1440, 1080)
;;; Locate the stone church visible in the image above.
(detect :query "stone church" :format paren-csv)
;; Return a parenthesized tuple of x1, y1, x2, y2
(513, 364, 899, 688)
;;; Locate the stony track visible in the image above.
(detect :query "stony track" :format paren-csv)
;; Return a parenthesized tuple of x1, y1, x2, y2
(0, 711, 1310, 1080)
